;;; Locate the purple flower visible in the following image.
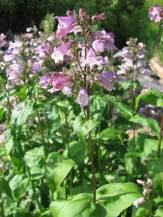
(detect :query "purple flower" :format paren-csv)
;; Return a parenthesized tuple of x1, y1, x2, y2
(31, 61, 42, 72)
(77, 88, 89, 107)
(6, 63, 23, 80)
(79, 8, 87, 18)
(35, 42, 51, 58)
(97, 71, 116, 91)
(49, 72, 71, 93)
(3, 53, 15, 62)
(39, 74, 51, 89)
(51, 40, 73, 63)
(62, 86, 72, 96)
(148, 6, 163, 23)
(92, 39, 105, 53)
(92, 30, 116, 52)
(82, 48, 108, 69)
(55, 16, 75, 40)
(133, 197, 145, 208)
(92, 12, 106, 21)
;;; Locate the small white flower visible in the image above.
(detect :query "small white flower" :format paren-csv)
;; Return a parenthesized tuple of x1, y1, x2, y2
(133, 197, 145, 208)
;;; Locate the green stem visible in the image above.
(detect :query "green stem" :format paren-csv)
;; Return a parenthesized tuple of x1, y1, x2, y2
(36, 109, 47, 158)
(88, 132, 96, 203)
(26, 166, 43, 211)
(157, 21, 162, 47)
(0, 199, 5, 217)
(25, 133, 43, 211)
(86, 107, 96, 203)
(4, 84, 12, 123)
(64, 110, 73, 197)
(157, 114, 163, 158)
(22, 70, 47, 158)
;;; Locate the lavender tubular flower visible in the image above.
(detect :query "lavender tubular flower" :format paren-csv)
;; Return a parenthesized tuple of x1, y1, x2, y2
(92, 12, 106, 21)
(49, 73, 71, 93)
(97, 71, 116, 91)
(6, 63, 23, 81)
(133, 197, 145, 208)
(51, 40, 73, 63)
(55, 16, 75, 40)
(148, 6, 163, 23)
(77, 88, 89, 108)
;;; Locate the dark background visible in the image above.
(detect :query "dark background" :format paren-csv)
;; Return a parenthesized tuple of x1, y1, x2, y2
(0, 0, 163, 47)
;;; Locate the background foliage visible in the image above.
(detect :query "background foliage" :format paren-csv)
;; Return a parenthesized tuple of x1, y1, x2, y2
(0, 0, 163, 47)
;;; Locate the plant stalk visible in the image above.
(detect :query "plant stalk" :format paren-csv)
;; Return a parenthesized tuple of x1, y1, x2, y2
(157, 114, 163, 158)
(88, 132, 96, 203)
(86, 106, 96, 203)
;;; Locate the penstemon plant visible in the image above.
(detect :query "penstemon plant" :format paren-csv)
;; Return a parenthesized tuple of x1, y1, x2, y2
(0, 7, 163, 217)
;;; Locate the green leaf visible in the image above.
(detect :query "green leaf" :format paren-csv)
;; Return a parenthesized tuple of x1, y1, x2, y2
(132, 206, 150, 217)
(11, 102, 34, 126)
(0, 107, 4, 121)
(155, 207, 163, 217)
(9, 175, 30, 199)
(68, 140, 86, 164)
(147, 158, 163, 176)
(50, 193, 106, 217)
(130, 114, 160, 136)
(73, 116, 98, 136)
(0, 176, 12, 199)
(81, 119, 98, 136)
(99, 128, 121, 141)
(24, 147, 45, 179)
(15, 85, 28, 101)
(90, 95, 109, 113)
(135, 89, 163, 110)
(46, 152, 75, 190)
(111, 100, 133, 119)
(97, 183, 142, 217)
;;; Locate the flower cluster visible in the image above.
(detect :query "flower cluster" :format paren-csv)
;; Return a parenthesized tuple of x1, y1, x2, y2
(116, 38, 150, 75)
(42, 8, 116, 107)
(148, 5, 163, 23)
(0, 9, 117, 108)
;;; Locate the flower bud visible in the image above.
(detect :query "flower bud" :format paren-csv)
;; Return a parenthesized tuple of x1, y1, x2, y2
(133, 197, 145, 208)
(66, 10, 73, 16)
(77, 88, 88, 107)
(79, 8, 86, 18)
(137, 179, 145, 185)
(92, 12, 106, 21)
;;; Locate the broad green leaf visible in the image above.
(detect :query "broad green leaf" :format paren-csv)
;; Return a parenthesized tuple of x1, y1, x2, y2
(11, 102, 34, 126)
(15, 85, 28, 101)
(73, 116, 98, 136)
(147, 158, 163, 176)
(147, 160, 163, 195)
(132, 204, 151, 217)
(0, 176, 12, 199)
(152, 173, 163, 196)
(68, 140, 86, 164)
(50, 193, 106, 217)
(155, 207, 163, 217)
(130, 114, 160, 136)
(9, 175, 30, 199)
(46, 152, 75, 190)
(0, 107, 4, 121)
(97, 183, 142, 217)
(24, 147, 45, 179)
(90, 95, 109, 113)
(135, 89, 163, 110)
(111, 100, 133, 119)
(125, 152, 140, 175)
(99, 128, 121, 141)
(81, 119, 98, 136)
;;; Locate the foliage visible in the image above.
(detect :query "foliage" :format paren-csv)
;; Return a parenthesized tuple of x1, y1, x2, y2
(0, 5, 163, 217)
